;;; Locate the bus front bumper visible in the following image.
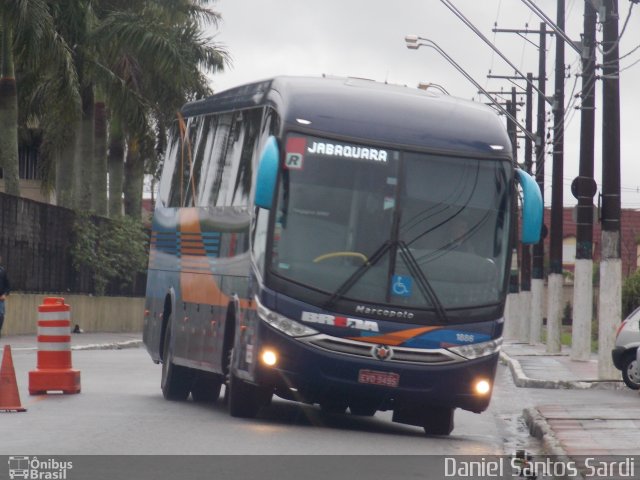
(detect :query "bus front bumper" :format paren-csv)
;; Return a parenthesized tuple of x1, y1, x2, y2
(251, 323, 499, 414)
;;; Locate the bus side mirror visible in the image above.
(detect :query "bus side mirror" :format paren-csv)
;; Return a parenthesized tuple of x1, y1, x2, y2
(254, 136, 279, 209)
(516, 168, 543, 245)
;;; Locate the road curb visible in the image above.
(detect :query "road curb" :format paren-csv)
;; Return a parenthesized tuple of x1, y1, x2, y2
(8, 339, 143, 352)
(522, 407, 567, 456)
(521, 407, 587, 480)
(72, 340, 143, 351)
(499, 351, 622, 390)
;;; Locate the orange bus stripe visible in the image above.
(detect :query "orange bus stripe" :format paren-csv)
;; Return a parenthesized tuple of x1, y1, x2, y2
(347, 326, 438, 346)
(178, 209, 254, 310)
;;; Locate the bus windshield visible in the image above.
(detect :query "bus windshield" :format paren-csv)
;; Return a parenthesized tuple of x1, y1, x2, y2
(271, 134, 512, 311)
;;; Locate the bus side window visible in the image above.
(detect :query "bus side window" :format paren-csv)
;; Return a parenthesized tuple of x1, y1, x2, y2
(251, 108, 281, 274)
(167, 117, 199, 208)
(200, 113, 233, 208)
(252, 207, 269, 276)
(192, 115, 219, 207)
(166, 115, 220, 208)
(231, 109, 262, 207)
(158, 123, 181, 208)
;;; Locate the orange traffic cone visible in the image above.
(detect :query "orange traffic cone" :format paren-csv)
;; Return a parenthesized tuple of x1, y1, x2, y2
(29, 297, 81, 394)
(0, 345, 27, 412)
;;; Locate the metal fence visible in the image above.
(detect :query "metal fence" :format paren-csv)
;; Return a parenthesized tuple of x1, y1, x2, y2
(0, 192, 146, 296)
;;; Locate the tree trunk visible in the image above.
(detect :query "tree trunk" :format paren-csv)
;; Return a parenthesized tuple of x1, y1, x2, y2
(73, 84, 95, 211)
(123, 137, 144, 220)
(0, 22, 20, 197)
(93, 92, 108, 215)
(55, 139, 76, 208)
(107, 117, 124, 217)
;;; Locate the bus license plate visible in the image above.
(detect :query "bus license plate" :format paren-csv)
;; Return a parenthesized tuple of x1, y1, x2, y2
(358, 369, 399, 387)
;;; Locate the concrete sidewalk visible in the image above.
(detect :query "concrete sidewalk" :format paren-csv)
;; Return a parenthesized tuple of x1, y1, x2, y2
(501, 342, 622, 390)
(502, 341, 640, 460)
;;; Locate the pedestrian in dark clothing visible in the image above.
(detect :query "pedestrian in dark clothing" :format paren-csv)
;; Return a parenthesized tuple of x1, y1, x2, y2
(0, 254, 10, 337)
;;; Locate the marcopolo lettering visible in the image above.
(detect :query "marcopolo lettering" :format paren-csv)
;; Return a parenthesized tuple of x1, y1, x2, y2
(307, 141, 388, 163)
(355, 305, 414, 319)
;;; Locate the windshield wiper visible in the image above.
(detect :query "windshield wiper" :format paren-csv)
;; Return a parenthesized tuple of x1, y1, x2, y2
(324, 240, 449, 323)
(324, 241, 392, 310)
(397, 241, 449, 323)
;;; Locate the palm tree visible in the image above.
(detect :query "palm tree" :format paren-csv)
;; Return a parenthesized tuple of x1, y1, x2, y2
(93, 87, 108, 215)
(93, 1, 229, 217)
(0, 0, 78, 198)
(49, 0, 229, 215)
(7, 0, 228, 215)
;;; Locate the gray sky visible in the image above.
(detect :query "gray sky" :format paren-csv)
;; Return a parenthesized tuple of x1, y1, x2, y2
(209, 0, 640, 207)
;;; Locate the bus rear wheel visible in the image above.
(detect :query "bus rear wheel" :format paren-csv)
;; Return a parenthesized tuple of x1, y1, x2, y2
(191, 371, 223, 403)
(423, 407, 455, 436)
(161, 323, 191, 401)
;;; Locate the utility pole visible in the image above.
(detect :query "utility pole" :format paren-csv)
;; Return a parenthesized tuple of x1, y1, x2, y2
(532, 23, 548, 345)
(505, 97, 522, 341)
(599, 0, 622, 379)
(570, 0, 598, 362)
(492, 24, 549, 344)
(546, 0, 566, 354)
(520, 73, 534, 343)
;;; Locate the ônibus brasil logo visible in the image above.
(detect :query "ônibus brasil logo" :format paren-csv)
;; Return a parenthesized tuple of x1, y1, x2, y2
(8, 456, 73, 480)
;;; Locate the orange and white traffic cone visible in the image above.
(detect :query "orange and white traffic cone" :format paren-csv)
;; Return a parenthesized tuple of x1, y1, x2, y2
(28, 297, 81, 395)
(0, 345, 27, 412)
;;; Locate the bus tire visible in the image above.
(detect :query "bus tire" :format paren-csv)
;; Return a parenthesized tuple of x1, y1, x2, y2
(191, 371, 223, 403)
(423, 407, 455, 436)
(320, 400, 348, 414)
(161, 323, 191, 401)
(227, 370, 262, 418)
(349, 403, 377, 416)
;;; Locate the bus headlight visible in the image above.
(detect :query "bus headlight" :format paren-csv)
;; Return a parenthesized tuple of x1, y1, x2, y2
(256, 297, 319, 338)
(261, 349, 278, 366)
(448, 338, 502, 360)
(474, 379, 491, 395)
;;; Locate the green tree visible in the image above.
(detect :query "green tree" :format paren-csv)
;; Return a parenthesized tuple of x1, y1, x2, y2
(94, 1, 228, 217)
(1, 0, 78, 197)
(622, 269, 640, 318)
(8, 0, 228, 214)
(71, 212, 148, 295)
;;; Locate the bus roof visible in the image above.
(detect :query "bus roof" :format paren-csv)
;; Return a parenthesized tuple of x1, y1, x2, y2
(181, 75, 513, 157)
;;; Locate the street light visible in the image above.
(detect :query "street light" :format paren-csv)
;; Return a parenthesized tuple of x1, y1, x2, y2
(405, 35, 537, 143)
(417, 82, 450, 95)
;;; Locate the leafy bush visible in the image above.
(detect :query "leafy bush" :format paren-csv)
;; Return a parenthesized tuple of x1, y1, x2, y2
(72, 212, 148, 295)
(622, 268, 640, 318)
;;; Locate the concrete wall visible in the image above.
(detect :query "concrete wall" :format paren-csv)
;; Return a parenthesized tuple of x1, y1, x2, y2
(0, 179, 55, 204)
(2, 294, 144, 335)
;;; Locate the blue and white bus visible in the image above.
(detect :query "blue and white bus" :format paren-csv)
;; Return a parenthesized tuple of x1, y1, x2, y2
(143, 76, 542, 435)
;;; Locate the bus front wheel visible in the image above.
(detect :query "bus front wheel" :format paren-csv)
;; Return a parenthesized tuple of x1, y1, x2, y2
(228, 371, 271, 418)
(423, 407, 455, 436)
(226, 348, 272, 418)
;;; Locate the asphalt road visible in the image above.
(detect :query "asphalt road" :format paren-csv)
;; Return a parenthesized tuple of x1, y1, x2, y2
(3, 347, 529, 456)
(7, 346, 637, 479)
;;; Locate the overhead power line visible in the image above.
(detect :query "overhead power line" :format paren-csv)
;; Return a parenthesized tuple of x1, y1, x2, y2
(439, 0, 551, 104)
(598, 1, 635, 55)
(519, 0, 581, 54)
